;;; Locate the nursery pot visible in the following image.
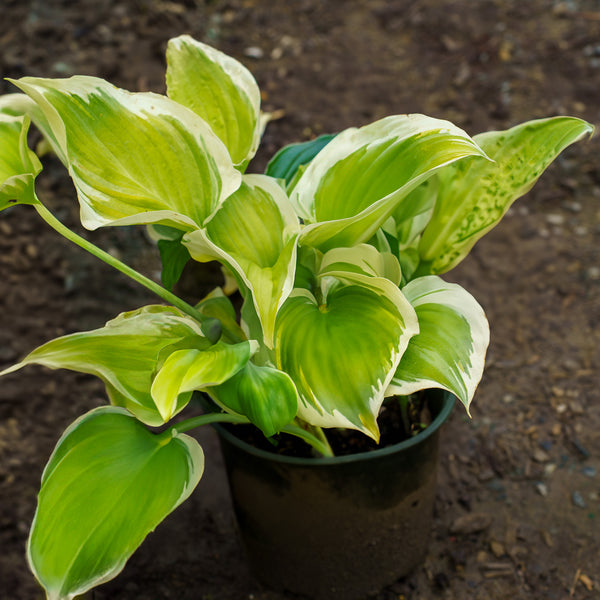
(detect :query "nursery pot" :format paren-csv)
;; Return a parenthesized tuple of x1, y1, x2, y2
(213, 389, 455, 600)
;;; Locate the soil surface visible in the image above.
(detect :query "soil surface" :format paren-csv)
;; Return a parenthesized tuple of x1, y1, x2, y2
(1, 1, 599, 599)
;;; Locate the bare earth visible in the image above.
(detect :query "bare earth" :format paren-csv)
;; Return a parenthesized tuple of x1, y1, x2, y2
(1, 1, 599, 599)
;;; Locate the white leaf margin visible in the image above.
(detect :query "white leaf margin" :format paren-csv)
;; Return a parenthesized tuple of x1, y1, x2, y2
(11, 75, 241, 230)
(168, 35, 262, 166)
(387, 275, 490, 415)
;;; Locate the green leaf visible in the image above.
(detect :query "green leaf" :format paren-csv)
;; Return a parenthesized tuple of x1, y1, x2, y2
(157, 236, 191, 291)
(265, 133, 336, 185)
(388, 276, 489, 414)
(11, 75, 241, 230)
(0, 113, 42, 210)
(418, 116, 594, 274)
(150, 340, 258, 422)
(0, 306, 209, 426)
(28, 406, 203, 600)
(275, 279, 419, 440)
(292, 114, 488, 251)
(184, 174, 299, 347)
(208, 362, 298, 437)
(166, 35, 262, 167)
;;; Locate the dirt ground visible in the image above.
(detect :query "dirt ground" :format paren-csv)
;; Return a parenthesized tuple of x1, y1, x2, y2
(1, 1, 599, 599)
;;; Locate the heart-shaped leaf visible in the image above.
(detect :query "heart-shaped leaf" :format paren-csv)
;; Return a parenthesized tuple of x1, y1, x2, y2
(275, 279, 418, 440)
(28, 406, 203, 600)
(11, 75, 241, 230)
(166, 35, 262, 167)
(388, 276, 489, 413)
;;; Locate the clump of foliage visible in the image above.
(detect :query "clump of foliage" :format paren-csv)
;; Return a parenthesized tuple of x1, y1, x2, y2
(0, 35, 592, 599)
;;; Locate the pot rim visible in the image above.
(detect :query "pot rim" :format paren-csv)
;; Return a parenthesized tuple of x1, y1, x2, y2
(212, 390, 456, 466)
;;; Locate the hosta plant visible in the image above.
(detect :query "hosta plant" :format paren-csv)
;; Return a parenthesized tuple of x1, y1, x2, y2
(0, 35, 593, 599)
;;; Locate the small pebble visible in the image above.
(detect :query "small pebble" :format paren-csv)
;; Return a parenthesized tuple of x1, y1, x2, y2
(562, 200, 582, 212)
(541, 530, 554, 547)
(244, 46, 264, 59)
(477, 469, 495, 482)
(546, 213, 565, 226)
(586, 266, 600, 280)
(572, 491, 586, 508)
(581, 466, 597, 478)
(533, 449, 550, 463)
(490, 540, 505, 558)
(535, 482, 548, 497)
(450, 512, 492, 535)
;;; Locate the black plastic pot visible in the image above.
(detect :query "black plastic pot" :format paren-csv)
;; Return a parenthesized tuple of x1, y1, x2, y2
(214, 389, 455, 600)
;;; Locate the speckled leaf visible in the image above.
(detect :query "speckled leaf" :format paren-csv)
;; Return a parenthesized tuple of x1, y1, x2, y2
(28, 406, 203, 600)
(418, 116, 594, 274)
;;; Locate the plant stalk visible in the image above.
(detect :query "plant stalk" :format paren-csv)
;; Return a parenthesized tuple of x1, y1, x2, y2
(33, 202, 221, 341)
(167, 412, 251, 437)
(282, 423, 335, 458)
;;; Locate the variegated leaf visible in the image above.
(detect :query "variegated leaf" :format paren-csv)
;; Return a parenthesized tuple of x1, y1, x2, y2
(28, 406, 203, 600)
(275, 279, 419, 440)
(292, 114, 488, 251)
(418, 116, 594, 274)
(184, 174, 299, 347)
(11, 76, 241, 230)
(319, 244, 402, 286)
(0, 113, 42, 210)
(166, 35, 262, 167)
(388, 276, 489, 413)
(150, 340, 258, 422)
(0, 306, 209, 426)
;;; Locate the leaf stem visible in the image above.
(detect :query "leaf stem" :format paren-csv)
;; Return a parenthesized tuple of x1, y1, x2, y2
(166, 412, 335, 458)
(33, 201, 221, 341)
(167, 412, 251, 437)
(281, 423, 335, 458)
